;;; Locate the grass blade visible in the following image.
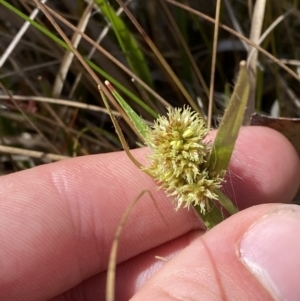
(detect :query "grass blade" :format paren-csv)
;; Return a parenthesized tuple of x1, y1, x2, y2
(94, 0, 153, 88)
(0, 0, 68, 49)
(105, 81, 150, 141)
(215, 189, 238, 215)
(209, 61, 250, 173)
(99, 86, 143, 169)
(87, 61, 158, 118)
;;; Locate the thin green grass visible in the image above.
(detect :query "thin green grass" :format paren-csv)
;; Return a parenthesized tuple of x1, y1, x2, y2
(94, 0, 153, 88)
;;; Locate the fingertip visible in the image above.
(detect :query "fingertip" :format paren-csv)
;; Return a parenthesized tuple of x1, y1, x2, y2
(224, 126, 300, 208)
(131, 203, 300, 301)
(240, 204, 300, 301)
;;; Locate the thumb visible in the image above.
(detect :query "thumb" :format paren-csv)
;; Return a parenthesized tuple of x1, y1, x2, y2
(132, 203, 300, 301)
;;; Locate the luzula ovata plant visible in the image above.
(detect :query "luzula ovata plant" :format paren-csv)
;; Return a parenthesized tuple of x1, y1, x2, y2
(143, 106, 225, 214)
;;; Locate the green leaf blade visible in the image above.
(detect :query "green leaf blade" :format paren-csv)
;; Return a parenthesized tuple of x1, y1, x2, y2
(106, 82, 150, 141)
(209, 61, 250, 173)
(94, 0, 153, 88)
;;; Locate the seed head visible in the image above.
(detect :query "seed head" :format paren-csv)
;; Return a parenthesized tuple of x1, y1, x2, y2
(143, 106, 225, 213)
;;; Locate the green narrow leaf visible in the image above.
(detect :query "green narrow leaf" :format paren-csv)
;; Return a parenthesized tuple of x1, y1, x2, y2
(99, 86, 143, 169)
(93, 0, 153, 88)
(195, 201, 224, 230)
(215, 189, 238, 215)
(199, 208, 224, 230)
(0, 0, 69, 50)
(209, 61, 250, 173)
(176, 7, 192, 82)
(105, 81, 150, 140)
(87, 61, 158, 118)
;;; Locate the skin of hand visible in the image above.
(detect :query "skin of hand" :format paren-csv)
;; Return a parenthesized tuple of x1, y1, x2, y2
(0, 126, 300, 301)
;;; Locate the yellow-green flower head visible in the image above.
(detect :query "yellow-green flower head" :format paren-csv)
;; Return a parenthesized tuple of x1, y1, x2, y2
(143, 106, 224, 213)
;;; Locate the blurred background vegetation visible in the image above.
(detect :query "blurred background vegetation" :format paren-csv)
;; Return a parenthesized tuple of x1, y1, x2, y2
(0, 0, 299, 173)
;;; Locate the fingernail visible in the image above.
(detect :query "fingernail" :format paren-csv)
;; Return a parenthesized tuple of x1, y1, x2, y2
(240, 205, 300, 301)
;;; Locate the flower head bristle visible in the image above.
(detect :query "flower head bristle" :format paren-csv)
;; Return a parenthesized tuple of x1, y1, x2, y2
(143, 106, 225, 213)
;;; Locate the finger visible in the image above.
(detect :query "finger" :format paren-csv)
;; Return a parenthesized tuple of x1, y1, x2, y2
(0, 127, 298, 301)
(218, 126, 300, 209)
(50, 231, 202, 301)
(0, 147, 201, 301)
(129, 203, 300, 301)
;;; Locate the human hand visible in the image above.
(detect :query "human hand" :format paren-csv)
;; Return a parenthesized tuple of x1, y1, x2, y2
(1, 126, 299, 301)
